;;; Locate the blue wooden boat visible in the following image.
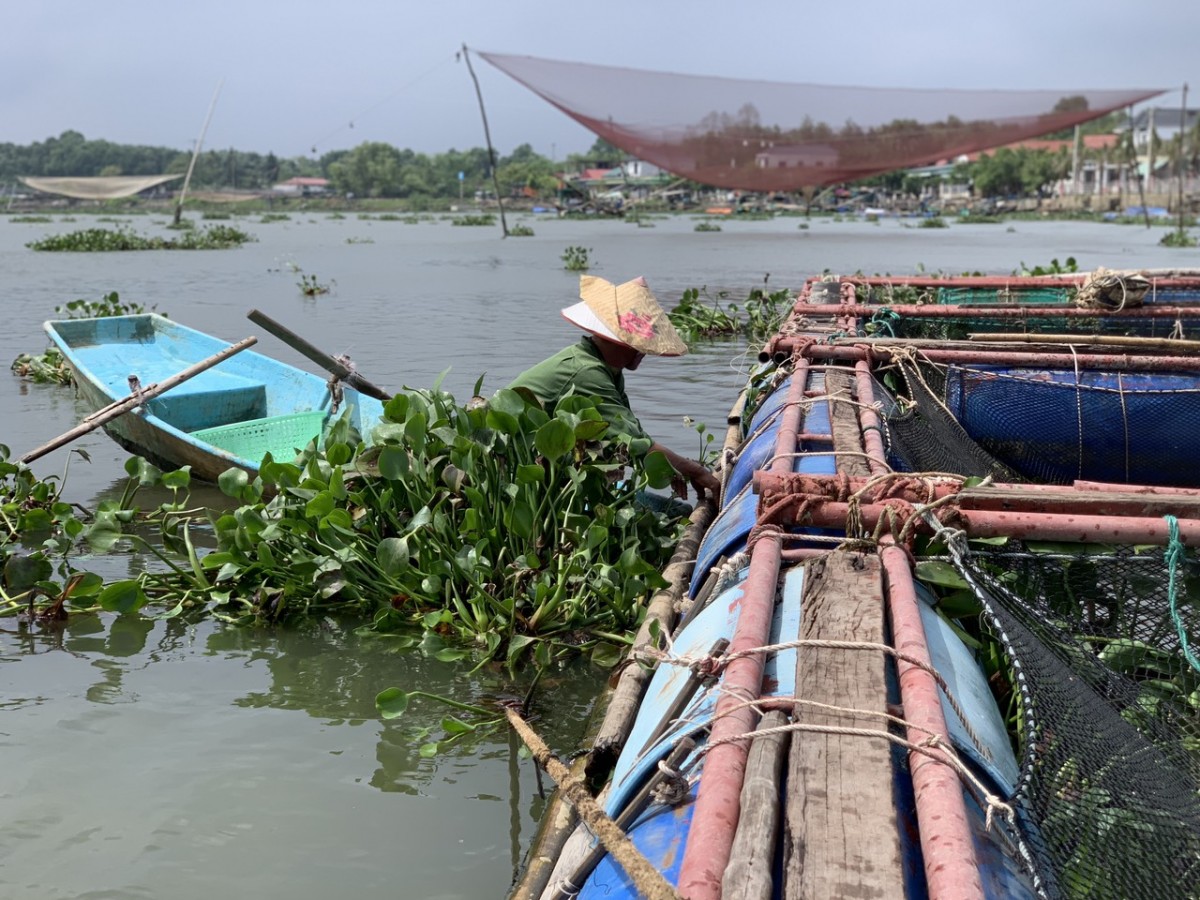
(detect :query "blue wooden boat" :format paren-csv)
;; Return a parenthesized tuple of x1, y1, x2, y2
(44, 314, 386, 481)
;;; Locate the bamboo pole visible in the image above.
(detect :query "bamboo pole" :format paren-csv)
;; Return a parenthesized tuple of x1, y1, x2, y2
(502, 706, 682, 900)
(723, 709, 789, 900)
(588, 500, 714, 778)
(1179, 83, 1190, 236)
(174, 79, 224, 226)
(20, 336, 258, 464)
(461, 45, 509, 237)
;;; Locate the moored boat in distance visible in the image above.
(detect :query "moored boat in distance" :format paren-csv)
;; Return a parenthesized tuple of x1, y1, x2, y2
(44, 314, 386, 481)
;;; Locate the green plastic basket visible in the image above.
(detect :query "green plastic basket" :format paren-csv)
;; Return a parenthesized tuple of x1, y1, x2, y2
(193, 410, 327, 463)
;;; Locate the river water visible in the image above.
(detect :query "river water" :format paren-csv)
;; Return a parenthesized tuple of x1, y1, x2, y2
(1, 210, 1193, 899)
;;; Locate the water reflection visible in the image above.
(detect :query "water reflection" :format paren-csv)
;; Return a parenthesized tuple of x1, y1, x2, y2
(1, 612, 603, 900)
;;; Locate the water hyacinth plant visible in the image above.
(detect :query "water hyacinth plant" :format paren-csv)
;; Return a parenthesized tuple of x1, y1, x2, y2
(668, 284, 794, 343)
(11, 347, 72, 385)
(144, 385, 685, 667)
(26, 224, 255, 251)
(561, 245, 591, 271)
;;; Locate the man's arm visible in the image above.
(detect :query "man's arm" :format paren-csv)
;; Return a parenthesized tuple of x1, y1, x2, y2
(649, 441, 720, 501)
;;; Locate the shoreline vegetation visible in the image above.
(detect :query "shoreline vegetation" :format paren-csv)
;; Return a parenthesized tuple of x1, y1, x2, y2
(3, 198, 1197, 227)
(3, 130, 1196, 223)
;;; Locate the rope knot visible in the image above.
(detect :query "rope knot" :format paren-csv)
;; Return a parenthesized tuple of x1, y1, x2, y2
(746, 522, 785, 552)
(649, 759, 690, 806)
(690, 653, 725, 682)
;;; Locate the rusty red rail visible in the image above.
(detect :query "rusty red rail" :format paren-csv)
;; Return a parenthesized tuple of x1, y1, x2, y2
(676, 362, 809, 899)
(880, 541, 985, 900)
(761, 339, 1200, 371)
(754, 472, 1200, 520)
(785, 303, 1200, 319)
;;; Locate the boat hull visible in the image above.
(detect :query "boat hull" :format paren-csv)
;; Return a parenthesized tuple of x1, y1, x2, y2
(45, 314, 386, 481)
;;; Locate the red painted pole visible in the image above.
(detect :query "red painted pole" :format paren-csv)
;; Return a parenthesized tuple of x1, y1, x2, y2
(788, 303, 1200, 319)
(768, 359, 810, 476)
(841, 273, 1200, 289)
(761, 498, 1200, 545)
(677, 360, 808, 899)
(880, 541, 985, 900)
(765, 339, 1200, 371)
(853, 359, 891, 476)
(675, 530, 782, 900)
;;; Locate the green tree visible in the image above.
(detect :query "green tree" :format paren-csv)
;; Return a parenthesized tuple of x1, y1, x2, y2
(328, 142, 406, 197)
(960, 147, 1070, 198)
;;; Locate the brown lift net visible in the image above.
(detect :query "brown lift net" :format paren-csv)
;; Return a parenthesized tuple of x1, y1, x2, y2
(480, 51, 1162, 192)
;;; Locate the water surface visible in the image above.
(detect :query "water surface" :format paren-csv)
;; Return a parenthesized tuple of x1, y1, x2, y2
(1, 211, 1192, 899)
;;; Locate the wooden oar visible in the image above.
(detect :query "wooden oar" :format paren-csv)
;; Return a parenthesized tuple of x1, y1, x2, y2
(246, 309, 393, 401)
(20, 336, 258, 464)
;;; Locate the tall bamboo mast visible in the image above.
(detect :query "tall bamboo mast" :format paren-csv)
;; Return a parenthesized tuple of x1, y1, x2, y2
(174, 79, 224, 225)
(461, 45, 509, 237)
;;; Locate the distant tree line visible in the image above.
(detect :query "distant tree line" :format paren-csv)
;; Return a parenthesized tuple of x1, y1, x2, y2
(0, 130, 617, 201)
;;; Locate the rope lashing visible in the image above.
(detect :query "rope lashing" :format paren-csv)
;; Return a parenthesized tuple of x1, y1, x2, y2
(869, 306, 901, 337)
(694, 703, 1013, 833)
(1164, 514, 1200, 675)
(637, 637, 992, 763)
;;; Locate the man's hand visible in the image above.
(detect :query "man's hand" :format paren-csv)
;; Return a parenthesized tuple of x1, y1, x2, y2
(689, 466, 721, 501)
(670, 471, 689, 500)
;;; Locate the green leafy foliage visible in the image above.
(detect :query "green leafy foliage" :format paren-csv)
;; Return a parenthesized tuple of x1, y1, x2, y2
(1020, 256, 1078, 276)
(450, 214, 496, 226)
(1160, 229, 1197, 248)
(136, 389, 684, 667)
(27, 224, 255, 251)
(561, 245, 591, 271)
(54, 290, 153, 319)
(297, 273, 332, 296)
(668, 284, 793, 343)
(11, 347, 72, 385)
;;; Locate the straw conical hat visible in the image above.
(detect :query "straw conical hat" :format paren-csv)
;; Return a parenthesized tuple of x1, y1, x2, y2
(561, 275, 687, 357)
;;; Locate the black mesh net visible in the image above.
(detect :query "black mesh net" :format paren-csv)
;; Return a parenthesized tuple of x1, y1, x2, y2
(947, 534, 1200, 900)
(880, 359, 1023, 481)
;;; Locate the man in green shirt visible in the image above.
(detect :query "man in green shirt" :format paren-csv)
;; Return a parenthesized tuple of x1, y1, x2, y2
(509, 275, 719, 501)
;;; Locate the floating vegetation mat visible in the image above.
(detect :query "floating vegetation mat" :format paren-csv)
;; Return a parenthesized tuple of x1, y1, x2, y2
(5, 388, 687, 670)
(27, 225, 255, 251)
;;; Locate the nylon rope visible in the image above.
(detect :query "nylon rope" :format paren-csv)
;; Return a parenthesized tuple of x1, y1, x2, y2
(1164, 514, 1200, 674)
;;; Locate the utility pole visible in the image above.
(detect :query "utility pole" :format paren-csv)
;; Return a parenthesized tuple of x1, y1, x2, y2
(1179, 83, 1189, 236)
(1071, 124, 1081, 197)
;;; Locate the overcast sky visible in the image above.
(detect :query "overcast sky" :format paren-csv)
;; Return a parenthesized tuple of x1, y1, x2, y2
(6, 0, 1197, 161)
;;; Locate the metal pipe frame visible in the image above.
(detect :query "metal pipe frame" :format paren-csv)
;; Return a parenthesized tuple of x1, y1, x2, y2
(676, 361, 809, 900)
(881, 540, 986, 900)
(764, 339, 1200, 371)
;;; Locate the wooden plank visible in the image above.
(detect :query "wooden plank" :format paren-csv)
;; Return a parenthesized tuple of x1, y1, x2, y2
(722, 709, 790, 900)
(824, 369, 871, 478)
(783, 552, 904, 900)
